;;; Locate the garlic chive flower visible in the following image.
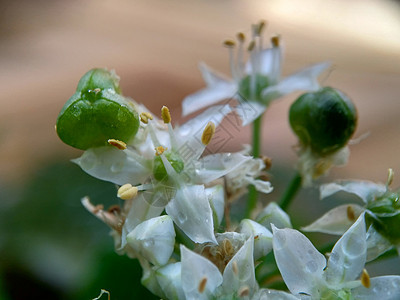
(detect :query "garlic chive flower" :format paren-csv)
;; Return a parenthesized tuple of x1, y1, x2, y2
(304, 169, 400, 261)
(182, 21, 330, 126)
(273, 214, 400, 299)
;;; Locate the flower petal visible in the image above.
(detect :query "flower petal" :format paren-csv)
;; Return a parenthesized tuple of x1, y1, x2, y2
(366, 225, 394, 262)
(206, 185, 225, 227)
(352, 276, 400, 299)
(166, 185, 217, 244)
(127, 215, 175, 266)
(256, 202, 293, 231)
(72, 147, 150, 185)
(302, 204, 365, 235)
(198, 62, 232, 86)
(253, 289, 299, 300)
(320, 180, 386, 204)
(238, 219, 273, 260)
(235, 99, 266, 126)
(272, 225, 326, 296)
(180, 245, 223, 300)
(324, 213, 367, 285)
(156, 262, 185, 300)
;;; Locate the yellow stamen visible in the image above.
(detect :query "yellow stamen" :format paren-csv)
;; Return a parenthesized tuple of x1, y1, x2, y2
(256, 20, 267, 35)
(155, 146, 167, 156)
(117, 184, 138, 200)
(223, 39, 236, 48)
(238, 286, 250, 297)
(140, 112, 153, 124)
(387, 168, 394, 187)
(161, 106, 171, 124)
(247, 40, 255, 52)
(232, 260, 239, 275)
(222, 238, 234, 256)
(271, 35, 280, 47)
(346, 205, 356, 222)
(201, 121, 216, 145)
(361, 268, 371, 288)
(108, 139, 127, 150)
(198, 277, 207, 294)
(236, 32, 245, 43)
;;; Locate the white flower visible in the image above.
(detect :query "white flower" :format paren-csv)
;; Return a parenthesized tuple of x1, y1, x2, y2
(273, 214, 400, 299)
(256, 202, 293, 231)
(182, 22, 330, 126)
(303, 176, 400, 261)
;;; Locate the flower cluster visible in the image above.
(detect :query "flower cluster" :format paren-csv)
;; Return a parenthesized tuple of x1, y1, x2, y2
(56, 21, 400, 299)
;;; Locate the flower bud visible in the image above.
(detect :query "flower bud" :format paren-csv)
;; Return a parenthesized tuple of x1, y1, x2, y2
(289, 87, 357, 155)
(56, 69, 139, 150)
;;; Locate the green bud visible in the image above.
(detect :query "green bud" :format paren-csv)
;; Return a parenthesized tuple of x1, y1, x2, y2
(238, 74, 270, 102)
(56, 69, 139, 150)
(153, 152, 184, 181)
(366, 191, 400, 244)
(289, 87, 357, 155)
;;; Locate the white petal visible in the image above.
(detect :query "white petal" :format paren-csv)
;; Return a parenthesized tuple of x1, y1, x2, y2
(221, 237, 257, 296)
(193, 153, 250, 184)
(176, 105, 232, 163)
(182, 81, 236, 116)
(180, 245, 223, 300)
(256, 202, 293, 231)
(206, 185, 225, 227)
(253, 289, 299, 300)
(366, 225, 394, 262)
(127, 215, 175, 266)
(251, 179, 273, 194)
(198, 62, 232, 86)
(238, 219, 273, 260)
(235, 100, 266, 126)
(324, 213, 367, 285)
(156, 263, 186, 300)
(320, 180, 386, 204)
(166, 185, 217, 244)
(352, 276, 400, 299)
(272, 225, 326, 296)
(302, 204, 365, 235)
(258, 47, 282, 81)
(72, 147, 150, 185)
(262, 62, 330, 100)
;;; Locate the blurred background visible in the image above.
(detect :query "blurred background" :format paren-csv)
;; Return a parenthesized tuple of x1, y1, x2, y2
(1, 0, 400, 299)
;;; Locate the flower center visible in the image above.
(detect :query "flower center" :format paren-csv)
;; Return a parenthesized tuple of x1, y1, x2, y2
(238, 74, 270, 103)
(152, 151, 184, 182)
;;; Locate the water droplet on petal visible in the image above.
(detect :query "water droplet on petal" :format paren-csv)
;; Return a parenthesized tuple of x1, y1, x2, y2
(177, 212, 187, 224)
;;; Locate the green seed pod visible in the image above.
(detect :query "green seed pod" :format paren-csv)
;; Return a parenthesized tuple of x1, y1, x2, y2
(238, 74, 270, 102)
(56, 69, 139, 150)
(289, 87, 357, 155)
(366, 191, 400, 244)
(153, 152, 184, 181)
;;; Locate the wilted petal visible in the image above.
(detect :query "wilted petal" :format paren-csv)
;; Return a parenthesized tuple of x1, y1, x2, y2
(235, 100, 266, 126)
(206, 185, 225, 227)
(221, 237, 257, 296)
(238, 219, 272, 260)
(156, 262, 185, 300)
(324, 214, 367, 285)
(166, 185, 217, 244)
(181, 245, 223, 300)
(352, 276, 400, 299)
(256, 202, 292, 231)
(72, 147, 150, 185)
(366, 225, 394, 262)
(302, 204, 365, 235)
(261, 62, 331, 100)
(193, 153, 250, 184)
(320, 180, 386, 204)
(272, 225, 326, 296)
(127, 215, 175, 266)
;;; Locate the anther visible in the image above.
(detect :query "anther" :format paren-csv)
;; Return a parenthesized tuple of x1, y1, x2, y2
(108, 139, 127, 150)
(232, 260, 239, 275)
(346, 205, 356, 222)
(201, 121, 216, 145)
(140, 112, 153, 124)
(262, 156, 272, 170)
(161, 106, 171, 124)
(223, 40, 236, 48)
(256, 20, 267, 35)
(236, 32, 246, 43)
(247, 40, 255, 52)
(238, 286, 250, 297)
(222, 239, 234, 256)
(387, 168, 394, 187)
(155, 145, 167, 156)
(118, 184, 138, 200)
(361, 268, 371, 288)
(271, 35, 280, 47)
(198, 277, 207, 294)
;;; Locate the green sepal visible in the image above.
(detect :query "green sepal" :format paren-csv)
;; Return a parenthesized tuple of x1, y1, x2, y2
(289, 87, 357, 155)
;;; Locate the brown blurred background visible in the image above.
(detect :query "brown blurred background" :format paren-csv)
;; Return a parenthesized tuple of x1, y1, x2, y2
(0, 0, 400, 298)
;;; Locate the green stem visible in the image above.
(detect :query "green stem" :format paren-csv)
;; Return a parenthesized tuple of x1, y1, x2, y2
(246, 115, 263, 218)
(279, 172, 302, 211)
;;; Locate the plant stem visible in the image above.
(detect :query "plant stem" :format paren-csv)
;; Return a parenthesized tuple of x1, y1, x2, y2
(246, 115, 263, 218)
(279, 172, 302, 211)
